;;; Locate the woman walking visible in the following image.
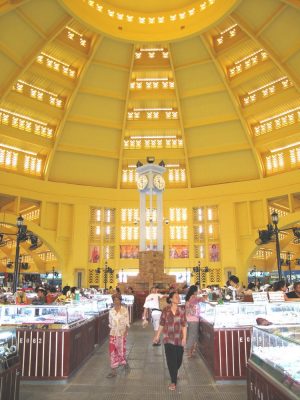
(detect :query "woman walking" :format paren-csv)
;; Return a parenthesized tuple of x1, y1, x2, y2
(154, 291, 187, 391)
(107, 293, 130, 378)
(185, 285, 203, 358)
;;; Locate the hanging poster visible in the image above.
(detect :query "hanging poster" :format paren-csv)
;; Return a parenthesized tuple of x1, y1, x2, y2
(209, 243, 220, 262)
(120, 245, 139, 259)
(89, 245, 100, 263)
(169, 245, 189, 259)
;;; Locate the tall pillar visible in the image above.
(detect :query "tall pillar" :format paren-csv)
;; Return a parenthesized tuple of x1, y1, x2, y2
(139, 192, 146, 251)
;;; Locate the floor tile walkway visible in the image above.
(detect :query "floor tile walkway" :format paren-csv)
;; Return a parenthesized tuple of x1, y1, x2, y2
(20, 323, 247, 400)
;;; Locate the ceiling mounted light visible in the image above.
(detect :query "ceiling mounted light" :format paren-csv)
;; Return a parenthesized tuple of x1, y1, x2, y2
(29, 234, 43, 251)
(147, 156, 155, 164)
(255, 224, 275, 245)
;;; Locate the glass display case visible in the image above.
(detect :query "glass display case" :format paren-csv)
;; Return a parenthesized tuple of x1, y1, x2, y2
(200, 301, 300, 328)
(78, 298, 109, 315)
(250, 325, 300, 398)
(0, 304, 86, 328)
(95, 294, 134, 306)
(0, 327, 18, 372)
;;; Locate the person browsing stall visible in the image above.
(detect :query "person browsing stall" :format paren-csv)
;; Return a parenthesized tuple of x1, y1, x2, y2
(142, 286, 165, 346)
(107, 293, 130, 378)
(185, 285, 203, 358)
(286, 281, 300, 300)
(153, 291, 187, 391)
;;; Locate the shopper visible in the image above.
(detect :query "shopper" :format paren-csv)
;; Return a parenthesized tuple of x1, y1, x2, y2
(228, 275, 244, 297)
(142, 286, 164, 346)
(107, 293, 130, 378)
(154, 291, 187, 391)
(185, 285, 203, 358)
(273, 280, 288, 300)
(32, 287, 46, 305)
(286, 281, 300, 300)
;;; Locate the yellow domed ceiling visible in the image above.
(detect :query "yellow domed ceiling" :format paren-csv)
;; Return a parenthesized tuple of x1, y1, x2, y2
(0, 0, 300, 189)
(61, 0, 240, 41)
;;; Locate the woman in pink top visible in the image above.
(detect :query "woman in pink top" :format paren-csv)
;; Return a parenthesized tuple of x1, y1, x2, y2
(185, 285, 203, 358)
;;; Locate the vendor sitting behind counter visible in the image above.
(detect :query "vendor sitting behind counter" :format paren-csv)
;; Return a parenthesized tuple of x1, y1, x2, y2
(228, 275, 244, 297)
(32, 287, 46, 305)
(286, 281, 300, 300)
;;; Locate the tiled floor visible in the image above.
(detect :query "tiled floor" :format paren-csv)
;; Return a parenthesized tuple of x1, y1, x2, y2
(20, 323, 247, 400)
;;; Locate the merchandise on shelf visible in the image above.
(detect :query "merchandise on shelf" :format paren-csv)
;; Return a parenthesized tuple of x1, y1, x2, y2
(249, 325, 300, 398)
(200, 301, 300, 328)
(0, 327, 18, 372)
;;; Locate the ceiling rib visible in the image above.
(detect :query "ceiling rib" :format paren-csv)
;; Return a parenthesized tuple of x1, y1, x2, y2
(200, 33, 264, 179)
(280, 0, 300, 9)
(174, 58, 212, 72)
(169, 43, 191, 189)
(255, 4, 287, 37)
(0, 0, 30, 16)
(0, 15, 73, 99)
(44, 34, 104, 181)
(0, 42, 23, 67)
(116, 44, 135, 190)
(230, 13, 300, 93)
(16, 7, 47, 39)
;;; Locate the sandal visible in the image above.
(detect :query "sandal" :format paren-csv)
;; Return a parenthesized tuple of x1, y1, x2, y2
(106, 371, 117, 378)
(168, 383, 176, 391)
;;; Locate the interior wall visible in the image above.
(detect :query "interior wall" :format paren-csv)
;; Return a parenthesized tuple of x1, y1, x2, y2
(0, 168, 299, 288)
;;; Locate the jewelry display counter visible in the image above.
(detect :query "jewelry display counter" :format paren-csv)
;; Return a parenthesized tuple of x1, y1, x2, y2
(0, 327, 20, 400)
(94, 295, 134, 322)
(247, 325, 300, 400)
(198, 302, 300, 380)
(0, 304, 99, 380)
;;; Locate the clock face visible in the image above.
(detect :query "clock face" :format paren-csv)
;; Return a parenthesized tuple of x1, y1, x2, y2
(153, 174, 165, 190)
(137, 174, 148, 190)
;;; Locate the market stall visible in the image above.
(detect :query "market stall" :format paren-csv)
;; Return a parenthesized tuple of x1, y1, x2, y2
(247, 325, 300, 400)
(198, 301, 300, 380)
(0, 304, 102, 380)
(0, 327, 20, 400)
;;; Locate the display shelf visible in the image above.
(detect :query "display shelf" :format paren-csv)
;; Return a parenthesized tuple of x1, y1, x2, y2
(0, 304, 87, 328)
(199, 302, 300, 380)
(0, 303, 111, 380)
(247, 325, 300, 400)
(17, 317, 96, 380)
(0, 327, 20, 400)
(200, 302, 300, 328)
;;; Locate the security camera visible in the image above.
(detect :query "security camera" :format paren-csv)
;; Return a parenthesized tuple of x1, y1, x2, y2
(134, 219, 138, 225)
(164, 219, 169, 225)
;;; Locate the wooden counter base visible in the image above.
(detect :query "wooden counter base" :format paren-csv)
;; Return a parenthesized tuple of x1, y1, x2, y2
(17, 318, 96, 380)
(199, 319, 252, 380)
(247, 360, 300, 400)
(0, 362, 20, 400)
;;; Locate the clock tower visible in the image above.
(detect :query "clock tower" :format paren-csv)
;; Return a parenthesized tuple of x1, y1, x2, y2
(136, 158, 165, 251)
(126, 158, 175, 290)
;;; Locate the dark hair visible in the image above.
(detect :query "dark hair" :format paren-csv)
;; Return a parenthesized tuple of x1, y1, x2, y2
(62, 286, 70, 295)
(166, 291, 177, 304)
(273, 280, 286, 291)
(273, 279, 286, 292)
(71, 286, 77, 294)
(112, 293, 122, 302)
(293, 281, 300, 289)
(229, 275, 239, 285)
(247, 282, 256, 290)
(36, 287, 46, 293)
(185, 285, 198, 302)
